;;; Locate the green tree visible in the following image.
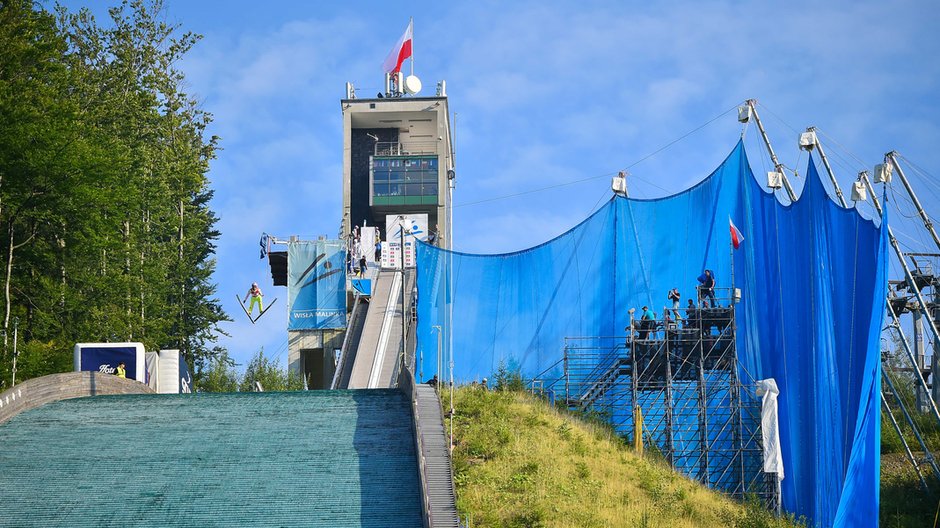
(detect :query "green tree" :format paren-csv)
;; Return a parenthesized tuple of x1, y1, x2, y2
(239, 349, 304, 392)
(0, 0, 228, 385)
(197, 348, 238, 393)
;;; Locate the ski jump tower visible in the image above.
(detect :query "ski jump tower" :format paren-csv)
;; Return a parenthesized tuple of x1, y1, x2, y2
(341, 77, 455, 248)
(278, 74, 454, 388)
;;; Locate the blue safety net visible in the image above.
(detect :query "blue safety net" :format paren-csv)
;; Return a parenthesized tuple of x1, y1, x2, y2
(415, 141, 887, 527)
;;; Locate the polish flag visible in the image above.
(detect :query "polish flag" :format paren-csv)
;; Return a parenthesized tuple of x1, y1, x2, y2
(382, 20, 413, 74)
(730, 218, 745, 249)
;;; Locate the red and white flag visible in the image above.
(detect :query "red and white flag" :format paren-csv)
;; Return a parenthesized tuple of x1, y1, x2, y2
(729, 217, 745, 249)
(382, 20, 413, 74)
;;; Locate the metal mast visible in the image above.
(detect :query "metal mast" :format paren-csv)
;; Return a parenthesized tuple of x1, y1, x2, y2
(745, 99, 797, 202)
(805, 127, 847, 207)
(887, 151, 940, 251)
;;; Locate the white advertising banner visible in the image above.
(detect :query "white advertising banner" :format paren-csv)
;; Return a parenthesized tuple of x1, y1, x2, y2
(361, 226, 378, 263)
(385, 214, 428, 243)
(384, 214, 426, 269)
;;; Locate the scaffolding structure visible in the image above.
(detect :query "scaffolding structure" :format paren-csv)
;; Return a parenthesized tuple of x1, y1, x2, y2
(531, 288, 776, 508)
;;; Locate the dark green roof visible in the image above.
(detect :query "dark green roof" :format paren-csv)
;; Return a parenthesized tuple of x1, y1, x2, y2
(0, 389, 423, 527)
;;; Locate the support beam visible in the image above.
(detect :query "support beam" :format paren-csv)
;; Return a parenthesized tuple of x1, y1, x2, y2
(808, 128, 847, 208)
(859, 172, 882, 216)
(883, 369, 940, 480)
(746, 100, 797, 203)
(881, 392, 930, 493)
(865, 170, 940, 364)
(888, 229, 940, 354)
(887, 301, 940, 426)
(887, 152, 940, 251)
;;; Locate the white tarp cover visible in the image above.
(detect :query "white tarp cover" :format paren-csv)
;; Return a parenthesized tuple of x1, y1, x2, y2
(157, 349, 180, 395)
(757, 378, 784, 479)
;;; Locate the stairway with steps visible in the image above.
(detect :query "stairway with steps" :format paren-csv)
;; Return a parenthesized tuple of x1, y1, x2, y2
(0, 389, 424, 527)
(415, 385, 460, 527)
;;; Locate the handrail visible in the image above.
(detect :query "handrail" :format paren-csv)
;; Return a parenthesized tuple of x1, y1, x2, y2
(331, 290, 363, 389)
(398, 364, 433, 528)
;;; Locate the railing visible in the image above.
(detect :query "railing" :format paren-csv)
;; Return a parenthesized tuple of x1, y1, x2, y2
(397, 364, 432, 528)
(375, 141, 438, 157)
(524, 290, 775, 507)
(331, 290, 363, 389)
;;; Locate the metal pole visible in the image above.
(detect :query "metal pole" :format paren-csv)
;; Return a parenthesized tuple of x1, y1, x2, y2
(400, 217, 407, 374)
(913, 308, 928, 412)
(746, 100, 797, 202)
(881, 392, 930, 493)
(433, 325, 442, 383)
(889, 228, 940, 349)
(809, 128, 847, 208)
(882, 369, 940, 480)
(450, 330, 454, 453)
(867, 169, 940, 351)
(887, 301, 940, 425)
(887, 152, 940, 251)
(859, 172, 882, 216)
(933, 288, 940, 405)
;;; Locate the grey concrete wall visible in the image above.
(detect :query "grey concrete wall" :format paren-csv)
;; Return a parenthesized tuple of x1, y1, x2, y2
(0, 371, 154, 425)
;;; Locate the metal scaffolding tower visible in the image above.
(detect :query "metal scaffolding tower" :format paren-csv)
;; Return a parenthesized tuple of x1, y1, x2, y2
(530, 288, 775, 508)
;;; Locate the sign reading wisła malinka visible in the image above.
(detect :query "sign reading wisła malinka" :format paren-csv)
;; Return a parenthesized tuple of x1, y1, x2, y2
(287, 240, 347, 330)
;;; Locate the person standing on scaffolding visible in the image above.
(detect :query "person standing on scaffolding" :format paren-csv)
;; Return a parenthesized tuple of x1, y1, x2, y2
(667, 287, 682, 320)
(243, 282, 264, 315)
(697, 269, 716, 308)
(639, 306, 655, 340)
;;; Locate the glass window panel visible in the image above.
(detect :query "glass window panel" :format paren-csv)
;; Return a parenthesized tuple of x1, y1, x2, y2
(424, 183, 438, 195)
(374, 183, 389, 196)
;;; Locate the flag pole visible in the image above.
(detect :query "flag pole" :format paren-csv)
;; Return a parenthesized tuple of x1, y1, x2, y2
(410, 17, 414, 77)
(729, 216, 735, 301)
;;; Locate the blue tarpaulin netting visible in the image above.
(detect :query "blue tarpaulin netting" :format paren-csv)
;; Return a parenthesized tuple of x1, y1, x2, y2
(415, 141, 887, 527)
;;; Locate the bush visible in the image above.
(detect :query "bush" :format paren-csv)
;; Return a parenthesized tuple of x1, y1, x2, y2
(494, 359, 526, 392)
(237, 348, 304, 392)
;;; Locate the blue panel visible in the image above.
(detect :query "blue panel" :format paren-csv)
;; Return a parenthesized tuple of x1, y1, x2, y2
(352, 279, 372, 296)
(79, 346, 139, 381)
(288, 240, 347, 330)
(415, 141, 887, 527)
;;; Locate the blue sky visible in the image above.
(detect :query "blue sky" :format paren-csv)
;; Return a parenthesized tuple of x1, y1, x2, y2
(62, 0, 940, 370)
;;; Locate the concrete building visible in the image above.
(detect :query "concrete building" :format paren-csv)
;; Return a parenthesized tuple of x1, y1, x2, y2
(341, 82, 455, 248)
(283, 79, 454, 387)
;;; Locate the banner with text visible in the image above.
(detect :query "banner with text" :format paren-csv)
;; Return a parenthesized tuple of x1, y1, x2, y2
(288, 240, 347, 330)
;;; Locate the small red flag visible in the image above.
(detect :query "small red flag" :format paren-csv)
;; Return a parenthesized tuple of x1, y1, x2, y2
(730, 218, 745, 249)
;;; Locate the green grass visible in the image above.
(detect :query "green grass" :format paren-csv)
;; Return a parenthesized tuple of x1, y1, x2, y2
(880, 403, 940, 527)
(880, 453, 940, 528)
(447, 386, 802, 527)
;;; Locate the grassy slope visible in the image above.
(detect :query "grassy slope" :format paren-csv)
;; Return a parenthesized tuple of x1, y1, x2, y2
(880, 452, 940, 528)
(448, 387, 799, 528)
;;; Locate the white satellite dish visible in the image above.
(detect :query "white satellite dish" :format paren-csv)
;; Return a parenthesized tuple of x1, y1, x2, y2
(403, 75, 422, 95)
